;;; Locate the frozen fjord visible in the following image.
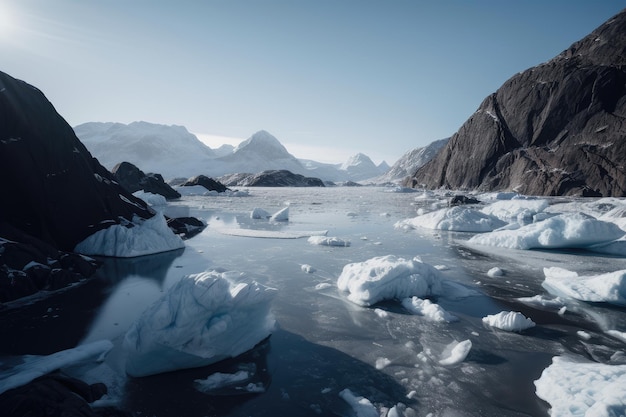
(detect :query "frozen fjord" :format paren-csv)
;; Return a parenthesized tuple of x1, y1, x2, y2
(2, 187, 626, 417)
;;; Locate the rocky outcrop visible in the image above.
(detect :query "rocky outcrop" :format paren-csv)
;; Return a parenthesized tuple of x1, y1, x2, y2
(0, 373, 130, 417)
(379, 138, 448, 184)
(406, 9, 626, 197)
(181, 175, 229, 192)
(111, 161, 181, 200)
(0, 71, 155, 252)
(219, 170, 325, 187)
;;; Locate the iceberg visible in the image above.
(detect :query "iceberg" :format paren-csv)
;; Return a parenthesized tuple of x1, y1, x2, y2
(542, 267, 626, 306)
(270, 206, 289, 222)
(467, 212, 624, 250)
(337, 255, 443, 306)
(401, 296, 458, 323)
(123, 270, 276, 377)
(482, 311, 535, 332)
(480, 199, 548, 224)
(250, 207, 271, 219)
(307, 236, 351, 247)
(74, 214, 185, 257)
(439, 339, 472, 366)
(338, 388, 378, 417)
(395, 206, 506, 232)
(534, 356, 626, 417)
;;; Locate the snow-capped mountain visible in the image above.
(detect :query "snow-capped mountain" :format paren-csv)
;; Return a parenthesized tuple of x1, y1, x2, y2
(76, 122, 389, 182)
(213, 130, 307, 176)
(340, 153, 388, 181)
(75, 121, 215, 179)
(377, 138, 449, 183)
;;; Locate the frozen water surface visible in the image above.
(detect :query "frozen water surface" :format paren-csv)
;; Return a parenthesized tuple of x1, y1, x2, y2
(1, 187, 626, 416)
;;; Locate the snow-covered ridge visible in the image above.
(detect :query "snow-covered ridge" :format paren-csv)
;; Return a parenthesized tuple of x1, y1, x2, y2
(75, 121, 391, 182)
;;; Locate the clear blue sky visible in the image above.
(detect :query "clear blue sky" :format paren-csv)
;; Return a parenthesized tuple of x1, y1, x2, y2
(0, 1, 622, 164)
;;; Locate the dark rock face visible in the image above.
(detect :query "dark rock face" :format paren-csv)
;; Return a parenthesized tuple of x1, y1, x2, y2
(407, 9, 626, 197)
(0, 373, 130, 417)
(0, 223, 100, 302)
(166, 216, 206, 239)
(220, 170, 325, 187)
(448, 195, 480, 206)
(0, 70, 155, 252)
(112, 161, 181, 200)
(181, 175, 229, 192)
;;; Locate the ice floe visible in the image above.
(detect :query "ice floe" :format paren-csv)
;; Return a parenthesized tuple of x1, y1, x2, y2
(542, 267, 626, 306)
(401, 296, 458, 323)
(480, 198, 548, 224)
(270, 206, 289, 222)
(0, 340, 113, 395)
(337, 255, 443, 307)
(339, 388, 378, 417)
(250, 207, 271, 219)
(395, 206, 506, 232)
(467, 213, 625, 250)
(438, 339, 472, 366)
(487, 267, 504, 277)
(482, 311, 535, 332)
(534, 356, 626, 417)
(74, 214, 184, 257)
(307, 236, 351, 247)
(123, 270, 276, 377)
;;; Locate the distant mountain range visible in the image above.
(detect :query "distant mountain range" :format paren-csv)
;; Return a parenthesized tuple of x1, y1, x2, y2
(75, 122, 400, 183)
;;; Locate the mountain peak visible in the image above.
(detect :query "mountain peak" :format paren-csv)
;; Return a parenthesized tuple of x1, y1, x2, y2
(234, 130, 290, 156)
(341, 153, 375, 170)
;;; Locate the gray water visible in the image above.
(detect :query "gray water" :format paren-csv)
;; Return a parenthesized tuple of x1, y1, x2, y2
(2, 187, 626, 416)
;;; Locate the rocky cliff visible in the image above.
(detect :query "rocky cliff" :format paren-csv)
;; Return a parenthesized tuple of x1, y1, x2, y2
(406, 9, 626, 196)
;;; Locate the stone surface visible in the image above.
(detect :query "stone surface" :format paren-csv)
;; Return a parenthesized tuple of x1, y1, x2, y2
(406, 9, 626, 197)
(112, 161, 181, 200)
(180, 174, 229, 192)
(219, 170, 325, 187)
(0, 70, 155, 253)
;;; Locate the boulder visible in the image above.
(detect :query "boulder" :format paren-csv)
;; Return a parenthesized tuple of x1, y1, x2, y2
(0, 373, 130, 417)
(407, 9, 626, 197)
(220, 170, 325, 187)
(111, 161, 181, 200)
(0, 70, 155, 252)
(181, 175, 229, 192)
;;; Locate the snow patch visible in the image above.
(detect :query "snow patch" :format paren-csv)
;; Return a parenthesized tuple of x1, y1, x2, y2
(401, 296, 458, 323)
(307, 236, 351, 247)
(395, 206, 506, 232)
(439, 340, 472, 366)
(542, 267, 626, 306)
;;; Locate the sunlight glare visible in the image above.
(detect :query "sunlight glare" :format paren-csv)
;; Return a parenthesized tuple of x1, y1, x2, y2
(0, 3, 16, 40)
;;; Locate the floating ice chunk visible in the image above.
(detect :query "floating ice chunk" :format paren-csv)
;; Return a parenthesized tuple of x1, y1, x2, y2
(307, 236, 351, 247)
(133, 191, 167, 206)
(375, 357, 391, 370)
(480, 199, 548, 224)
(387, 403, 415, 417)
(482, 311, 535, 332)
(516, 294, 565, 309)
(270, 206, 289, 222)
(577, 331, 592, 340)
(487, 267, 504, 277)
(542, 267, 626, 306)
(395, 206, 506, 232)
(315, 283, 333, 290)
(337, 255, 443, 306)
(124, 270, 276, 377)
(339, 389, 378, 417)
(251, 208, 270, 219)
(194, 370, 250, 393)
(438, 339, 472, 366)
(301, 264, 316, 273)
(0, 340, 113, 395)
(468, 213, 625, 250)
(374, 308, 389, 319)
(534, 356, 626, 417)
(75, 214, 185, 257)
(401, 296, 458, 323)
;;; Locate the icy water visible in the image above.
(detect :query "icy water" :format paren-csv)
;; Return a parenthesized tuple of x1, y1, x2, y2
(2, 187, 626, 416)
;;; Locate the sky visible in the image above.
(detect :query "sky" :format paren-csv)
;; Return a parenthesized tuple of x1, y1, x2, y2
(0, 1, 623, 165)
